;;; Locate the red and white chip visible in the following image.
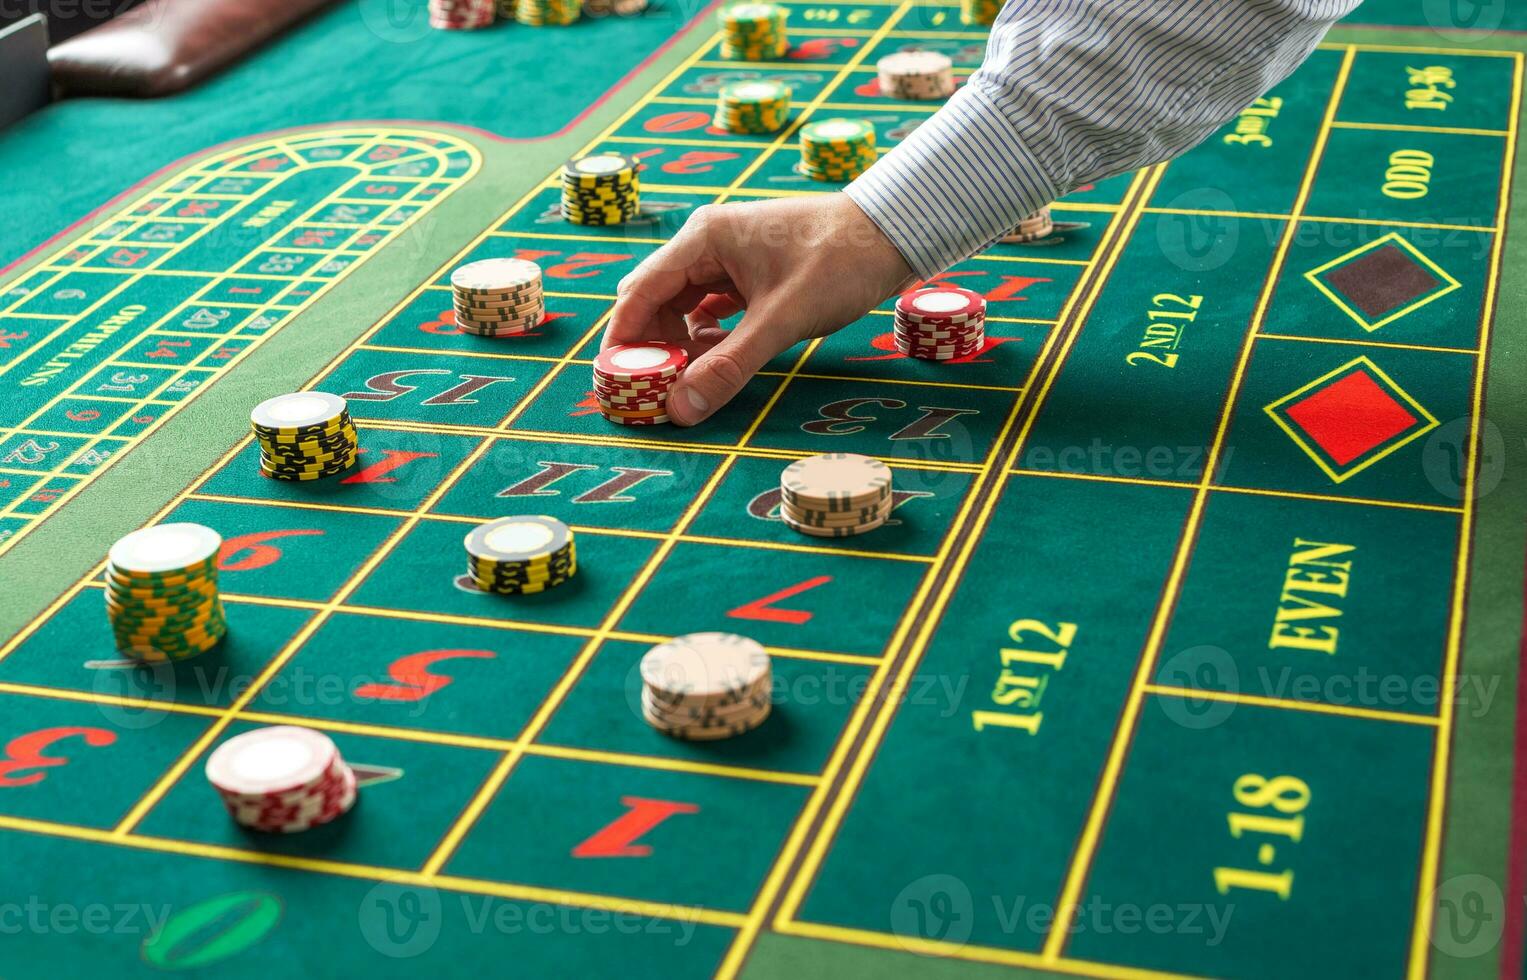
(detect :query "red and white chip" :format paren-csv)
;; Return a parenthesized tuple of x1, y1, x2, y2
(594, 342, 688, 382)
(206, 726, 337, 798)
(895, 287, 986, 323)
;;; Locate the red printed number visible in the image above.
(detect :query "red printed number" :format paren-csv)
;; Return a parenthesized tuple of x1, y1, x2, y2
(0, 727, 117, 787)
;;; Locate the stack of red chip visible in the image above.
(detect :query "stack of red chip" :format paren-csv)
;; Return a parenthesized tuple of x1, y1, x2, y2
(429, 0, 495, 29)
(592, 342, 688, 425)
(893, 287, 987, 361)
(206, 726, 358, 834)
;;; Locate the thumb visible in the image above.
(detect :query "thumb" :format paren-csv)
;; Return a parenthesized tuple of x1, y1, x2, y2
(669, 304, 790, 426)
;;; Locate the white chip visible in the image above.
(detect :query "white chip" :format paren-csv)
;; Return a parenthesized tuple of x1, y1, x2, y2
(250, 391, 347, 431)
(641, 632, 771, 703)
(911, 291, 970, 314)
(108, 523, 222, 575)
(571, 155, 632, 176)
(451, 258, 543, 293)
(206, 726, 337, 796)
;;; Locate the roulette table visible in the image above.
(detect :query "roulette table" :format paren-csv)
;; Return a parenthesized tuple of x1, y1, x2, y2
(0, 0, 1525, 976)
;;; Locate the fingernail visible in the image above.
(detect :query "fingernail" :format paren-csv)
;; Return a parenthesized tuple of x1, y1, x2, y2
(685, 387, 709, 418)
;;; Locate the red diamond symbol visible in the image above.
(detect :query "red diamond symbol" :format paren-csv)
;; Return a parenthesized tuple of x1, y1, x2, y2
(1284, 369, 1420, 466)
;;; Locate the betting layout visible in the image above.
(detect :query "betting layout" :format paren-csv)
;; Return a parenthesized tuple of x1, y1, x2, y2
(0, 1, 1518, 978)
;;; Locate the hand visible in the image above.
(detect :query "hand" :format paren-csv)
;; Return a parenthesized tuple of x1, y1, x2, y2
(603, 194, 915, 425)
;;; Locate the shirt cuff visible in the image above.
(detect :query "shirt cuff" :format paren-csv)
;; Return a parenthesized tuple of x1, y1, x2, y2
(844, 81, 1060, 281)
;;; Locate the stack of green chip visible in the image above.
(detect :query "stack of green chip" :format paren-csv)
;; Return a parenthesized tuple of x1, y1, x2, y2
(719, 3, 788, 60)
(516, 0, 579, 25)
(106, 523, 228, 663)
(561, 153, 640, 226)
(798, 118, 878, 182)
(714, 80, 791, 134)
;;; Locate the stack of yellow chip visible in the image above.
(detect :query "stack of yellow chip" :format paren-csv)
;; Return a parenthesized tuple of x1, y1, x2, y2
(251, 392, 359, 481)
(960, 0, 1000, 24)
(714, 80, 791, 134)
(799, 118, 877, 182)
(516, 0, 579, 24)
(1001, 206, 1054, 244)
(106, 523, 227, 662)
(719, 2, 788, 60)
(562, 153, 640, 226)
(640, 633, 772, 741)
(465, 516, 577, 595)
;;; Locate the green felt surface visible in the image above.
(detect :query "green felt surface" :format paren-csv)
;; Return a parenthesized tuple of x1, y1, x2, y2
(0, 3, 1524, 979)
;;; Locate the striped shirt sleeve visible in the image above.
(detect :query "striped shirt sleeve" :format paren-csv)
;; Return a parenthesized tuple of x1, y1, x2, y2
(845, 0, 1364, 280)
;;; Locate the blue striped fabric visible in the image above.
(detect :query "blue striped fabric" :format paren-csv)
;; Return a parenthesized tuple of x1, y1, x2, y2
(846, 0, 1363, 278)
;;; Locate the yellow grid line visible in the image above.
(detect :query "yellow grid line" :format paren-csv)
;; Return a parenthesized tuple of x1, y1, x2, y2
(1406, 48, 1524, 980)
(0, 129, 481, 551)
(756, 169, 1163, 967)
(0, 32, 1514, 976)
(1040, 46, 1358, 961)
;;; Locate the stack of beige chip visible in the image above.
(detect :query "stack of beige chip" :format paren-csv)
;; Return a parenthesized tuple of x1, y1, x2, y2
(451, 258, 544, 337)
(640, 633, 772, 740)
(876, 51, 956, 100)
(780, 452, 893, 537)
(1002, 207, 1054, 244)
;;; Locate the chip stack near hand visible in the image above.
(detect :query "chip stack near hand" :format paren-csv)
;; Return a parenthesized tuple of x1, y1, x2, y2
(960, 0, 1000, 24)
(780, 453, 894, 537)
(451, 258, 544, 336)
(206, 726, 357, 834)
(516, 0, 579, 24)
(592, 341, 687, 425)
(251, 392, 359, 481)
(799, 119, 877, 182)
(641, 633, 772, 741)
(465, 516, 577, 595)
(429, 0, 495, 29)
(894, 287, 987, 361)
(877, 51, 956, 100)
(719, 2, 788, 60)
(714, 80, 791, 134)
(562, 153, 640, 226)
(1002, 206, 1054, 243)
(107, 523, 228, 662)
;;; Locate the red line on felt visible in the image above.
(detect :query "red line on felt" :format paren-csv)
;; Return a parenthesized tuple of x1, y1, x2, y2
(1498, 543, 1527, 980)
(0, 0, 723, 280)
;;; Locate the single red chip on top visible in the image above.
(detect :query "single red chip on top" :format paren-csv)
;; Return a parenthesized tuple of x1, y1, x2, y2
(594, 342, 689, 382)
